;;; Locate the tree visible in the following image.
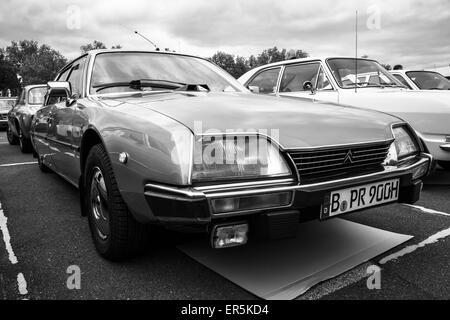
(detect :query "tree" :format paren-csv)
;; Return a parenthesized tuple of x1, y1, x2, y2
(4, 40, 67, 87)
(0, 49, 20, 96)
(210, 51, 238, 77)
(80, 40, 107, 53)
(80, 41, 123, 53)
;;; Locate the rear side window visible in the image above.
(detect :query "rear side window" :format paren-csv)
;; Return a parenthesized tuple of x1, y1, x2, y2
(247, 68, 281, 94)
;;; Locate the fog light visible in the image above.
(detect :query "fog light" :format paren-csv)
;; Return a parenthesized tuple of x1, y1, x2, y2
(211, 192, 292, 214)
(212, 224, 249, 249)
(412, 162, 429, 180)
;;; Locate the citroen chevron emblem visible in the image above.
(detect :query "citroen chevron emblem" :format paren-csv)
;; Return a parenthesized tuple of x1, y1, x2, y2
(343, 150, 354, 164)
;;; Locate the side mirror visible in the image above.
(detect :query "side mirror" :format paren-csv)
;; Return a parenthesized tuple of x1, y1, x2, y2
(247, 85, 260, 93)
(303, 81, 316, 94)
(46, 81, 76, 107)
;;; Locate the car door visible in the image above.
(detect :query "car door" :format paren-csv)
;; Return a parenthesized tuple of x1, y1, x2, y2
(278, 62, 339, 103)
(49, 56, 87, 184)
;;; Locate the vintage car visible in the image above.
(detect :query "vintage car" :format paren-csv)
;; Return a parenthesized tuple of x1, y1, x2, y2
(31, 50, 432, 260)
(7, 85, 47, 152)
(238, 57, 450, 170)
(390, 70, 450, 91)
(0, 97, 17, 130)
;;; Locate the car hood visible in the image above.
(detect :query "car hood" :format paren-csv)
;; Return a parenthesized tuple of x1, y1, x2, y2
(103, 92, 398, 149)
(339, 89, 450, 135)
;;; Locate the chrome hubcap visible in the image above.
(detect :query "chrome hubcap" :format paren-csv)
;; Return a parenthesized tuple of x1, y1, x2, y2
(90, 167, 110, 240)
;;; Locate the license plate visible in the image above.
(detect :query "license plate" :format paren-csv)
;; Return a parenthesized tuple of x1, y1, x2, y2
(320, 179, 400, 219)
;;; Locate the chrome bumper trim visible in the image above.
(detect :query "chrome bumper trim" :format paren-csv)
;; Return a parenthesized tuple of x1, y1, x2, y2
(144, 154, 432, 202)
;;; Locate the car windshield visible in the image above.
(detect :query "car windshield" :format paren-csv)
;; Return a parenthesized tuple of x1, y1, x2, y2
(28, 87, 47, 105)
(406, 71, 450, 90)
(90, 52, 245, 94)
(327, 58, 405, 89)
(0, 99, 15, 111)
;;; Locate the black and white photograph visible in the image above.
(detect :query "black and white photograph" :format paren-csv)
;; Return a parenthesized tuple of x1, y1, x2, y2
(0, 0, 449, 308)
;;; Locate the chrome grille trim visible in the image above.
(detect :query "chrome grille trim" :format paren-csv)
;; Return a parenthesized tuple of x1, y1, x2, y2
(289, 142, 392, 183)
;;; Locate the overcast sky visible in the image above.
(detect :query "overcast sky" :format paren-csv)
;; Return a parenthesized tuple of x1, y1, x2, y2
(0, 0, 449, 69)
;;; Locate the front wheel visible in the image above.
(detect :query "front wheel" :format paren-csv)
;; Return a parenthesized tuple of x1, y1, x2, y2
(7, 125, 19, 145)
(85, 144, 150, 261)
(18, 127, 33, 153)
(438, 161, 450, 171)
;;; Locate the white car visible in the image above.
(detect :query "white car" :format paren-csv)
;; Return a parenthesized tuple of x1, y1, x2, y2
(238, 57, 450, 169)
(390, 70, 450, 91)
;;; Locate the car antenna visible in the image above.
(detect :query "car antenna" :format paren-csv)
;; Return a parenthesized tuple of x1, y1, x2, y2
(134, 30, 160, 51)
(355, 10, 358, 93)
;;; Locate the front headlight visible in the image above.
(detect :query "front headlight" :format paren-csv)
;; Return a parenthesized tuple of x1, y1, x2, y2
(392, 126, 419, 159)
(384, 126, 419, 165)
(192, 135, 292, 182)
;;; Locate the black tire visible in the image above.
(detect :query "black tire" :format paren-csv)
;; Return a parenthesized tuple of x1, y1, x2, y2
(438, 161, 450, 171)
(7, 125, 19, 145)
(37, 155, 52, 173)
(85, 144, 150, 260)
(18, 127, 33, 153)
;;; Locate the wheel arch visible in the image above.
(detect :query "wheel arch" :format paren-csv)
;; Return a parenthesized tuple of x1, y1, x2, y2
(79, 127, 107, 217)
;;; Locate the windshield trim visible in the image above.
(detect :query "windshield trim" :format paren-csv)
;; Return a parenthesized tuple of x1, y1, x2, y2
(87, 51, 247, 97)
(325, 57, 405, 90)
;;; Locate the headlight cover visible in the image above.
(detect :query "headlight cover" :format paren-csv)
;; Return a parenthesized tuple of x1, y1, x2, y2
(192, 135, 292, 182)
(385, 126, 419, 165)
(392, 126, 419, 159)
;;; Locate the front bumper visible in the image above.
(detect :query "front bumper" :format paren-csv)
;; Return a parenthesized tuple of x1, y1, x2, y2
(144, 153, 432, 226)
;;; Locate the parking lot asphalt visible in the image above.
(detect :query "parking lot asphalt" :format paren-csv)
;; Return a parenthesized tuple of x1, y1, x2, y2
(0, 130, 449, 300)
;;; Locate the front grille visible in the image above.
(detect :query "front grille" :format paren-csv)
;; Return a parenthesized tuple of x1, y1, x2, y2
(289, 142, 391, 184)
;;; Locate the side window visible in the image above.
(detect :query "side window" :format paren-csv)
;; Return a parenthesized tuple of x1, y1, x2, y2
(280, 63, 320, 93)
(393, 74, 412, 89)
(66, 57, 86, 97)
(57, 67, 72, 81)
(316, 67, 334, 91)
(247, 68, 281, 94)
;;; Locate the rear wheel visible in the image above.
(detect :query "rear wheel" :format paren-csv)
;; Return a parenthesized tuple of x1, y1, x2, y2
(85, 144, 150, 260)
(18, 127, 33, 153)
(438, 161, 450, 171)
(7, 125, 19, 145)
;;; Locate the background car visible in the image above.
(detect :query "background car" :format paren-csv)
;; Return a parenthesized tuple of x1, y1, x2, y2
(239, 57, 450, 170)
(390, 70, 450, 91)
(0, 97, 17, 131)
(31, 50, 431, 261)
(7, 84, 47, 152)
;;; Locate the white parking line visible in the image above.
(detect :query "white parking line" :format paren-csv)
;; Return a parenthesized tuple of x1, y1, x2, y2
(379, 227, 450, 265)
(0, 202, 29, 297)
(17, 273, 28, 295)
(0, 203, 18, 264)
(0, 162, 37, 168)
(403, 204, 450, 217)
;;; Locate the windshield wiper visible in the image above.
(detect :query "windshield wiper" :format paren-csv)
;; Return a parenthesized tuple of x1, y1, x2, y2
(94, 79, 210, 93)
